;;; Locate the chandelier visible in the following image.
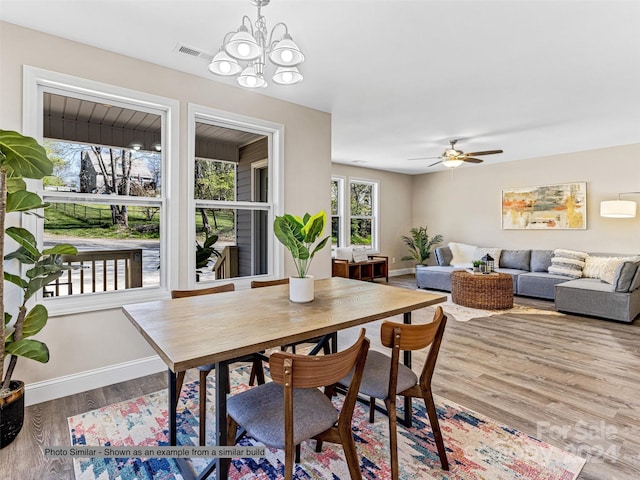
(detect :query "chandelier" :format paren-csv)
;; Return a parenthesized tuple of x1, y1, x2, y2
(208, 0, 305, 88)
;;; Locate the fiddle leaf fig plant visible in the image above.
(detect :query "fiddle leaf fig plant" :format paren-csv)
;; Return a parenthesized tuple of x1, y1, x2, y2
(0, 129, 78, 396)
(273, 211, 329, 278)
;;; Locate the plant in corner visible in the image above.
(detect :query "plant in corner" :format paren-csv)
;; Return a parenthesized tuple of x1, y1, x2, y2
(273, 211, 329, 302)
(401, 225, 443, 266)
(0, 130, 78, 448)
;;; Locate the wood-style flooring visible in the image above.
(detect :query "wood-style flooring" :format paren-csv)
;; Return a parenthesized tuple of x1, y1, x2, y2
(2, 274, 639, 480)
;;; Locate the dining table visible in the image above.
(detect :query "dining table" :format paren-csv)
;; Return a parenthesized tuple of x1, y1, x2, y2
(122, 276, 446, 480)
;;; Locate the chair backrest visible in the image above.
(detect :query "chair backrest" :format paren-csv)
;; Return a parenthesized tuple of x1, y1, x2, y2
(250, 278, 290, 288)
(171, 283, 235, 299)
(380, 306, 447, 388)
(269, 328, 369, 389)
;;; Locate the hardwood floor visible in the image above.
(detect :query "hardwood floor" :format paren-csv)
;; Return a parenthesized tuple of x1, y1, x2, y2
(3, 274, 639, 479)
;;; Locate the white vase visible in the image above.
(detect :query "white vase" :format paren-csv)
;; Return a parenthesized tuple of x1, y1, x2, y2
(289, 276, 314, 303)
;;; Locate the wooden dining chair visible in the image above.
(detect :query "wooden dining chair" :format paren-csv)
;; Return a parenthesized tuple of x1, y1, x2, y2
(170, 283, 266, 446)
(226, 329, 370, 480)
(343, 306, 449, 480)
(251, 278, 332, 355)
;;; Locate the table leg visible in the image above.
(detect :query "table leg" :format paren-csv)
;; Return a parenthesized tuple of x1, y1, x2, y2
(168, 369, 177, 446)
(403, 312, 413, 428)
(215, 362, 230, 480)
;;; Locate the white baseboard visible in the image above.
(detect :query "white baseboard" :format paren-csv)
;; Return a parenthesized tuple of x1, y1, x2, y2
(24, 356, 166, 406)
(389, 267, 415, 277)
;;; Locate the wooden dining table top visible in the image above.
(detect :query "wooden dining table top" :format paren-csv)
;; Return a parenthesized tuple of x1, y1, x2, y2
(122, 276, 446, 373)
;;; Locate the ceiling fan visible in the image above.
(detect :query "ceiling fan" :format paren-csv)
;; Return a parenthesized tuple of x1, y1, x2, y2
(409, 139, 503, 168)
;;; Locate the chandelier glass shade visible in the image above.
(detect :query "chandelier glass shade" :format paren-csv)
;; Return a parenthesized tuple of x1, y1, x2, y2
(209, 0, 304, 88)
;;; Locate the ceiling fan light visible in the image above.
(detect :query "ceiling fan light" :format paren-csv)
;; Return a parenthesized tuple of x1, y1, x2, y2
(225, 27, 262, 60)
(237, 65, 267, 88)
(269, 34, 304, 66)
(272, 66, 303, 85)
(208, 51, 242, 76)
(442, 158, 464, 168)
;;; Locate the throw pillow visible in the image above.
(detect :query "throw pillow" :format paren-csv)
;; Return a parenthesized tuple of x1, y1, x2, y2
(582, 256, 618, 279)
(612, 258, 640, 292)
(351, 246, 369, 263)
(435, 246, 452, 266)
(548, 249, 588, 278)
(500, 250, 531, 271)
(473, 247, 502, 266)
(335, 247, 354, 262)
(600, 257, 629, 285)
(448, 242, 477, 267)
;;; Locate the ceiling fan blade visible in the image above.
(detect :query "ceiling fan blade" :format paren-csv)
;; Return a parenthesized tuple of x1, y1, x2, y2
(428, 159, 443, 167)
(463, 149, 503, 156)
(462, 157, 484, 164)
(407, 156, 442, 161)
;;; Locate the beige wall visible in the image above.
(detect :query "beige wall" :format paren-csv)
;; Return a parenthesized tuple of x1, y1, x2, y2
(1, 22, 331, 386)
(412, 143, 640, 256)
(331, 164, 415, 271)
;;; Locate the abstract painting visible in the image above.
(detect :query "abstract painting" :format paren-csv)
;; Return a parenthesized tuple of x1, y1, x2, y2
(502, 182, 587, 229)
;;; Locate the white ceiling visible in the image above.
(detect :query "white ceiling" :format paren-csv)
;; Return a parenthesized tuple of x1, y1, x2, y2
(2, 0, 639, 174)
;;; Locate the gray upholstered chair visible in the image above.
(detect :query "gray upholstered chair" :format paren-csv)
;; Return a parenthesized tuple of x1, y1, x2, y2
(226, 329, 370, 480)
(343, 306, 449, 480)
(170, 283, 265, 446)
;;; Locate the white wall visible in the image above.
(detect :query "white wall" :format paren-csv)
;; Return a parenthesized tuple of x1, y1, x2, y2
(0, 21, 331, 400)
(412, 143, 640, 256)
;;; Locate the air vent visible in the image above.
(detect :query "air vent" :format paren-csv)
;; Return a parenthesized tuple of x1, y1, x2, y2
(174, 43, 212, 60)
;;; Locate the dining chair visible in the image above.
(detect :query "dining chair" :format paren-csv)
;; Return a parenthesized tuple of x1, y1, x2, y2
(251, 278, 333, 355)
(170, 283, 266, 446)
(343, 306, 449, 479)
(226, 329, 370, 480)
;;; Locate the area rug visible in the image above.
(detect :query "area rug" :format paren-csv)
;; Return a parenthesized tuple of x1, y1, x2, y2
(417, 290, 565, 322)
(69, 367, 585, 480)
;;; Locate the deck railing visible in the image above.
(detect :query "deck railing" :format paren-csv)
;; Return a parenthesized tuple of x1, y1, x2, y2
(44, 249, 143, 297)
(213, 246, 238, 280)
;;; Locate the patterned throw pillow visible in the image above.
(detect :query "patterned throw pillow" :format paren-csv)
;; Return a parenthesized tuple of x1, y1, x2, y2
(600, 257, 628, 285)
(582, 256, 618, 279)
(548, 249, 588, 278)
(473, 247, 503, 266)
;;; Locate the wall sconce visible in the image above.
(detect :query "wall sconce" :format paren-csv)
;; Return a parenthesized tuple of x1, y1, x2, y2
(600, 192, 640, 218)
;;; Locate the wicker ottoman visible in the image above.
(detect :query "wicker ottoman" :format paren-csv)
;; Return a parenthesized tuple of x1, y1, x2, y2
(450, 271, 514, 309)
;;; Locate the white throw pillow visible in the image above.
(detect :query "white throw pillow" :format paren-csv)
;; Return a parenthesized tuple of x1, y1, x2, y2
(335, 247, 354, 262)
(582, 256, 617, 279)
(473, 247, 502, 266)
(448, 242, 478, 267)
(548, 249, 588, 278)
(600, 257, 628, 284)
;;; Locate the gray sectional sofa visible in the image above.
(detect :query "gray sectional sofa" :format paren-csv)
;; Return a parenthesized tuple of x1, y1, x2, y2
(416, 246, 640, 323)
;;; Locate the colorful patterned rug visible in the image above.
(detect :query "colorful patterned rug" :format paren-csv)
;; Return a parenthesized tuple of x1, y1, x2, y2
(69, 367, 584, 480)
(416, 290, 565, 322)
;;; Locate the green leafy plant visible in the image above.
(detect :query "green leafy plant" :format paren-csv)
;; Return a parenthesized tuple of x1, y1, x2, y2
(196, 233, 221, 270)
(472, 260, 483, 268)
(0, 129, 77, 396)
(273, 211, 329, 278)
(400, 225, 443, 266)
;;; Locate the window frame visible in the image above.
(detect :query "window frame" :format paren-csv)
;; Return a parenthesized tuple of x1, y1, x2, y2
(347, 177, 380, 252)
(187, 103, 285, 290)
(22, 66, 180, 316)
(330, 176, 346, 249)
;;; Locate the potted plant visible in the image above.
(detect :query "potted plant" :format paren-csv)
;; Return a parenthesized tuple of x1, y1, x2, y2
(472, 260, 483, 273)
(0, 130, 77, 448)
(401, 225, 443, 266)
(273, 211, 329, 302)
(195, 233, 221, 282)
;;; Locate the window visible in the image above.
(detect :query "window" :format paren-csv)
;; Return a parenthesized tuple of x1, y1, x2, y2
(24, 67, 178, 314)
(188, 105, 284, 287)
(330, 177, 345, 248)
(349, 180, 378, 249)
(331, 177, 379, 252)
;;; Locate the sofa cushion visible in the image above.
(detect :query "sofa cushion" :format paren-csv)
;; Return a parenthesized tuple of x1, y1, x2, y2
(448, 242, 477, 267)
(517, 272, 570, 300)
(611, 258, 640, 292)
(530, 250, 554, 272)
(473, 247, 502, 266)
(500, 250, 531, 271)
(548, 249, 588, 278)
(434, 246, 452, 266)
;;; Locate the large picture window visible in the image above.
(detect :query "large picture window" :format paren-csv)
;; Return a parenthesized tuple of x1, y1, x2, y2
(24, 67, 178, 314)
(188, 105, 284, 287)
